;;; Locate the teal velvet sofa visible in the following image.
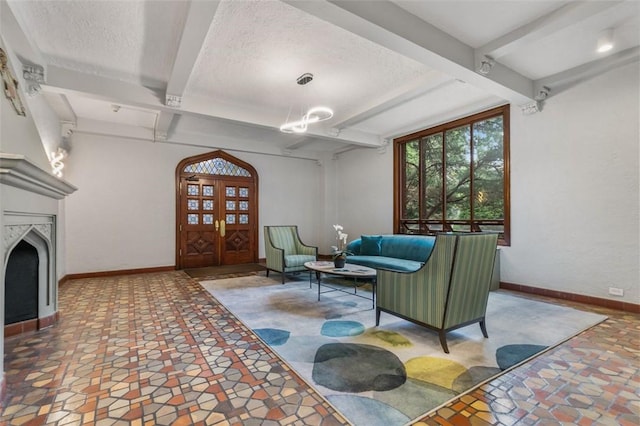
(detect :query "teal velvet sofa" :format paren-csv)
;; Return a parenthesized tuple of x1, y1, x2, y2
(345, 234, 436, 272)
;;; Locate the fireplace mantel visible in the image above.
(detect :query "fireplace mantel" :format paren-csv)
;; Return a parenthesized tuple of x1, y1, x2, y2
(0, 153, 77, 199)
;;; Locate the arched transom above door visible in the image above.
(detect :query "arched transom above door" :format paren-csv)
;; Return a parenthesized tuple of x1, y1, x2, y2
(183, 157, 252, 177)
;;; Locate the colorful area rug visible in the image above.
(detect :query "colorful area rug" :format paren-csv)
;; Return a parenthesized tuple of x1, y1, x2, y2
(200, 274, 607, 426)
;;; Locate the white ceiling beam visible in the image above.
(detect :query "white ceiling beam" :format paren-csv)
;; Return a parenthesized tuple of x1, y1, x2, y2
(284, 136, 313, 151)
(43, 66, 381, 147)
(311, 126, 381, 148)
(183, 95, 382, 147)
(43, 65, 165, 108)
(382, 97, 506, 141)
(76, 117, 155, 142)
(477, 1, 624, 60)
(165, 0, 220, 106)
(535, 46, 640, 96)
(335, 76, 457, 128)
(285, 0, 535, 105)
(154, 111, 176, 141)
(42, 93, 76, 123)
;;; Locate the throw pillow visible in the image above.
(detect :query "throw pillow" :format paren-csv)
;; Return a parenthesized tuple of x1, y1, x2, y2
(360, 235, 383, 256)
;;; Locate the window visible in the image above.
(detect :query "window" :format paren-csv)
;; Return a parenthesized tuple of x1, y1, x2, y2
(394, 105, 510, 245)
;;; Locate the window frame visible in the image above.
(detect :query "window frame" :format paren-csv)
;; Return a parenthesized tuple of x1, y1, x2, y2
(393, 104, 510, 245)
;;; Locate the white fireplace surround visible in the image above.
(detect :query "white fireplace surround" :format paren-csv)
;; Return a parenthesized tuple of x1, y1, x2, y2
(1, 153, 77, 325)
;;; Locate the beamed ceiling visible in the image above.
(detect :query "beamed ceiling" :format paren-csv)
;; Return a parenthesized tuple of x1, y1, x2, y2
(1, 0, 638, 158)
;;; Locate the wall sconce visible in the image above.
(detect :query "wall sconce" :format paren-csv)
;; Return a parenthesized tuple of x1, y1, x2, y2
(49, 147, 67, 178)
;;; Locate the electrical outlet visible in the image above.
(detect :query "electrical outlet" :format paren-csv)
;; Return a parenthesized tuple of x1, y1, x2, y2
(608, 287, 624, 297)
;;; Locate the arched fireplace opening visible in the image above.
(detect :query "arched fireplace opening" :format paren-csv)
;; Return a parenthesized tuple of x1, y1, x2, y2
(5, 240, 39, 325)
(3, 225, 56, 338)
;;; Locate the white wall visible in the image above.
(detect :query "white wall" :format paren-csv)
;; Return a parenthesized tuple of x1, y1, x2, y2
(334, 62, 639, 305)
(504, 62, 639, 303)
(245, 151, 325, 248)
(332, 147, 394, 245)
(64, 134, 325, 274)
(44, 62, 640, 306)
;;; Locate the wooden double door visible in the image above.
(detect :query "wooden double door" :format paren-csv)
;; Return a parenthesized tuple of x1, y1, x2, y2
(176, 151, 258, 269)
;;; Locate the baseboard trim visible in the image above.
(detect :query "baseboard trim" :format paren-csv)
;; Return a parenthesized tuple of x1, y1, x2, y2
(500, 281, 640, 313)
(4, 312, 60, 338)
(60, 265, 176, 284)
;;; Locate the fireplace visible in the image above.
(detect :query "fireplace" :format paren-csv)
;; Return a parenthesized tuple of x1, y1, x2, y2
(3, 213, 57, 336)
(0, 153, 77, 398)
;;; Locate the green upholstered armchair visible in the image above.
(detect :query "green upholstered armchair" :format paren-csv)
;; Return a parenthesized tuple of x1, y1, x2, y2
(264, 226, 318, 284)
(376, 233, 499, 353)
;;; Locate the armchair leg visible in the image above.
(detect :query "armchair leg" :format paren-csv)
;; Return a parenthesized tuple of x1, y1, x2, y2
(266, 269, 270, 277)
(479, 319, 489, 338)
(439, 330, 450, 354)
(375, 308, 381, 326)
(281, 272, 285, 284)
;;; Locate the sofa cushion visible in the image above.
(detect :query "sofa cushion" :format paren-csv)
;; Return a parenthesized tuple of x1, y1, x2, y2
(345, 234, 435, 272)
(360, 235, 383, 256)
(379, 235, 435, 262)
(347, 255, 423, 272)
(346, 239, 362, 255)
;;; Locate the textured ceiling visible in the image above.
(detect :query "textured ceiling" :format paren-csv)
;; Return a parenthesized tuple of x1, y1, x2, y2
(2, 0, 638, 156)
(499, 1, 640, 79)
(10, 0, 189, 86)
(392, 1, 569, 48)
(185, 0, 433, 123)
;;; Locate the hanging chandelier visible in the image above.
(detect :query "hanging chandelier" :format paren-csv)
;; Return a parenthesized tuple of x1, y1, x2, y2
(280, 73, 333, 134)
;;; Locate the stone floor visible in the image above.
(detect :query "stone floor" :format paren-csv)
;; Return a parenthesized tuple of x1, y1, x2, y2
(1, 270, 638, 425)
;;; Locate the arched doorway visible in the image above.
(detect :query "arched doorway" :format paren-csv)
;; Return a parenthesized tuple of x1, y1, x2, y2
(175, 150, 259, 269)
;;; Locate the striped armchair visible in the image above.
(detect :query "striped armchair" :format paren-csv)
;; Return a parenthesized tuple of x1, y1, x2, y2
(376, 233, 498, 353)
(264, 226, 318, 284)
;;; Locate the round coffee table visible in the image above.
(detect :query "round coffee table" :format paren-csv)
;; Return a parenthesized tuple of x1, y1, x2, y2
(304, 261, 377, 308)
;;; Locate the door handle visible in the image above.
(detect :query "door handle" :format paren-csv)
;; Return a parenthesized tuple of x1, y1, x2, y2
(215, 220, 219, 232)
(220, 220, 226, 237)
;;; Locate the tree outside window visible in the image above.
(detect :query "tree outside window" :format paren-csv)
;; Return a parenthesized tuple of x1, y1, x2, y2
(394, 105, 510, 245)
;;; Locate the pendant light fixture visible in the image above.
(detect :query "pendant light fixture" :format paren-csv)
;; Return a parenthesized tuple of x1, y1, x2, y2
(596, 28, 614, 53)
(280, 73, 334, 134)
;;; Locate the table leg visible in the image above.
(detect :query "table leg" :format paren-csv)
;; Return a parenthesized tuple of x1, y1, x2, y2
(316, 271, 321, 301)
(372, 279, 376, 309)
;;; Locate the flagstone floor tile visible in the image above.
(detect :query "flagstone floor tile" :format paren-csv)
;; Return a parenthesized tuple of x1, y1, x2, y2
(1, 270, 638, 426)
